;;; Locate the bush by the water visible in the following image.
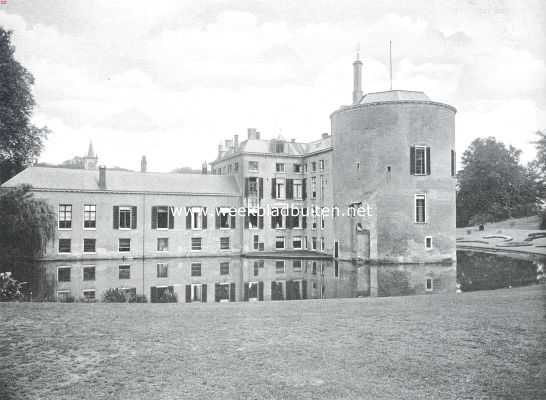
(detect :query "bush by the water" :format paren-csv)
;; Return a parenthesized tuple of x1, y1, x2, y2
(102, 288, 147, 303)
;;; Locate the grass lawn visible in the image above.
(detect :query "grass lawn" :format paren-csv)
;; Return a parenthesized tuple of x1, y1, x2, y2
(1, 286, 545, 400)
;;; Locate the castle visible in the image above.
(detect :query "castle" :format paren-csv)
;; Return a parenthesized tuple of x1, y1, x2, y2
(1, 55, 457, 301)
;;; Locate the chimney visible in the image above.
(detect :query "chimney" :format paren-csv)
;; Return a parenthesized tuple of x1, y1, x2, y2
(218, 143, 225, 158)
(140, 155, 147, 173)
(322, 133, 329, 139)
(233, 134, 239, 151)
(98, 166, 106, 189)
(224, 139, 233, 150)
(352, 52, 363, 105)
(291, 138, 296, 143)
(201, 161, 208, 175)
(247, 128, 257, 140)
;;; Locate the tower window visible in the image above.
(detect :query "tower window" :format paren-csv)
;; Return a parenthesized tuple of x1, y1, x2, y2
(410, 146, 431, 175)
(415, 194, 426, 223)
(425, 236, 432, 249)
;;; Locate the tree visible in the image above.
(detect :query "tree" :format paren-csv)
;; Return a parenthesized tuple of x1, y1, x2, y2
(0, 28, 49, 184)
(0, 185, 56, 274)
(456, 137, 538, 227)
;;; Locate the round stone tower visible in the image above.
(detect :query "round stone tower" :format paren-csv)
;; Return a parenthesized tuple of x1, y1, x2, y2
(331, 57, 456, 264)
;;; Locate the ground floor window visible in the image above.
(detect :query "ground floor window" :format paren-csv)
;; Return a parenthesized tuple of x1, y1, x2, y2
(426, 278, 433, 291)
(275, 236, 285, 250)
(286, 280, 307, 300)
(56, 290, 71, 302)
(215, 282, 235, 302)
(271, 281, 284, 301)
(151, 286, 176, 303)
(186, 283, 207, 303)
(82, 289, 96, 301)
(244, 281, 264, 301)
(425, 236, 433, 249)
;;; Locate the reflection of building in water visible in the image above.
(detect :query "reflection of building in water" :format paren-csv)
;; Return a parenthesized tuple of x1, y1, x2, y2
(33, 257, 455, 302)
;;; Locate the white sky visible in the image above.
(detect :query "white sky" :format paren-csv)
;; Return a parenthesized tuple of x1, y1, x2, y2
(1, 0, 545, 171)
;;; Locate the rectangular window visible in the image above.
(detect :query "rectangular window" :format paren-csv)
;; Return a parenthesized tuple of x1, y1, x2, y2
(191, 263, 201, 277)
(253, 235, 259, 250)
(294, 164, 302, 173)
(293, 180, 303, 200)
(275, 236, 285, 249)
(157, 206, 169, 229)
(191, 207, 205, 230)
(272, 209, 283, 229)
(425, 236, 433, 249)
(118, 265, 130, 279)
(415, 194, 426, 223)
(312, 237, 317, 250)
(118, 238, 131, 252)
(57, 267, 71, 282)
(83, 205, 96, 229)
(83, 266, 95, 281)
(249, 211, 259, 229)
(321, 237, 325, 251)
(82, 289, 96, 301)
(58, 239, 71, 253)
(83, 238, 96, 253)
(220, 237, 230, 250)
(276, 163, 285, 172)
(248, 161, 259, 172)
(311, 176, 317, 199)
(157, 238, 169, 252)
(426, 278, 433, 291)
(451, 150, 456, 177)
(275, 178, 285, 199)
(275, 260, 285, 273)
(321, 215, 325, 229)
(157, 263, 168, 278)
(311, 161, 316, 172)
(319, 160, 325, 170)
(293, 236, 302, 249)
(293, 260, 302, 272)
(234, 162, 239, 172)
(58, 204, 72, 229)
(218, 208, 232, 228)
(275, 142, 284, 153)
(411, 145, 430, 175)
(191, 237, 202, 251)
(220, 262, 230, 275)
(119, 207, 132, 229)
(320, 175, 325, 200)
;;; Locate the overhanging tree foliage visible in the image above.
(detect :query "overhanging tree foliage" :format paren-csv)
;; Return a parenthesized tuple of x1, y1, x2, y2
(0, 185, 56, 272)
(0, 28, 49, 184)
(456, 137, 538, 227)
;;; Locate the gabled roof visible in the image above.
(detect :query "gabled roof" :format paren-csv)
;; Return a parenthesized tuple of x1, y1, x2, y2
(1, 167, 240, 196)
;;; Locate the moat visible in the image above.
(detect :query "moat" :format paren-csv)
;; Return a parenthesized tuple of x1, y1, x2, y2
(13, 250, 544, 302)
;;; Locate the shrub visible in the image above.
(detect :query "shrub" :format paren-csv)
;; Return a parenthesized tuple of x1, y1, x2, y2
(102, 288, 127, 303)
(129, 294, 147, 303)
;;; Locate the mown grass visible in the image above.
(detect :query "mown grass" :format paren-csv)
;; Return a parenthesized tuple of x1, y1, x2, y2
(1, 285, 545, 400)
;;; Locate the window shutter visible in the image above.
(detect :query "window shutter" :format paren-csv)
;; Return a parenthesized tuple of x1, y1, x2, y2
(215, 283, 220, 302)
(151, 286, 158, 303)
(244, 178, 249, 197)
(258, 281, 264, 301)
(302, 209, 307, 229)
(202, 284, 207, 302)
(244, 283, 249, 301)
(202, 207, 207, 229)
(286, 179, 293, 199)
(113, 206, 119, 229)
(229, 283, 236, 302)
(259, 215, 264, 229)
(271, 214, 275, 229)
(185, 285, 191, 303)
(258, 178, 263, 199)
(451, 150, 456, 177)
(186, 208, 191, 229)
(271, 178, 276, 199)
(215, 208, 221, 229)
(287, 211, 293, 229)
(131, 206, 137, 229)
(410, 146, 415, 175)
(426, 147, 431, 175)
(302, 178, 307, 200)
(244, 209, 249, 229)
(169, 206, 174, 229)
(151, 206, 158, 229)
(302, 280, 308, 299)
(231, 214, 236, 229)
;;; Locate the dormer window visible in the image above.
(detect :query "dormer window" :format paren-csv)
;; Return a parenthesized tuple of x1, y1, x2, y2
(274, 142, 284, 153)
